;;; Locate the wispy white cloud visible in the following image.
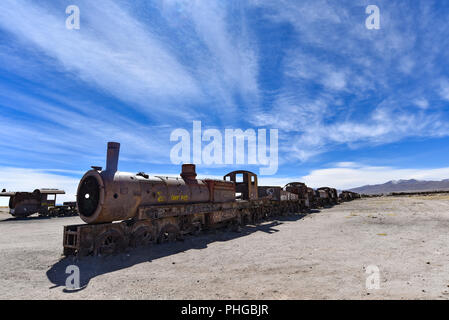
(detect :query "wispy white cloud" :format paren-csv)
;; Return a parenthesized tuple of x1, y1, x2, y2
(248, 0, 449, 162)
(0, 167, 80, 206)
(413, 98, 429, 109)
(285, 52, 349, 92)
(439, 78, 449, 101)
(259, 96, 449, 162)
(251, 162, 449, 190)
(0, 88, 173, 165)
(300, 162, 449, 190)
(1, 0, 449, 183)
(0, 0, 204, 119)
(159, 0, 260, 114)
(0, 0, 260, 122)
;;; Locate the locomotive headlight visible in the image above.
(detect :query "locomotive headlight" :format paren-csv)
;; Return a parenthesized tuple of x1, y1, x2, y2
(77, 170, 105, 224)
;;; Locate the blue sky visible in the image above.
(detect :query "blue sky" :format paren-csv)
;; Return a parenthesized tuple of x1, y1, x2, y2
(1, 0, 449, 202)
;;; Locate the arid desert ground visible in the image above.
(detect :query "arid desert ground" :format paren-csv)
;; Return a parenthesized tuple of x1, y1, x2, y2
(1, 195, 449, 299)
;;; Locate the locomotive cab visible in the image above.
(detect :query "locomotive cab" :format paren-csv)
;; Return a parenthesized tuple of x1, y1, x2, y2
(223, 170, 258, 200)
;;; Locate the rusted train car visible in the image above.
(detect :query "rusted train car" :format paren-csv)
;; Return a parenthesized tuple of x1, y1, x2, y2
(316, 187, 332, 206)
(339, 191, 361, 202)
(0, 188, 77, 218)
(284, 182, 310, 207)
(63, 142, 356, 256)
(329, 188, 339, 204)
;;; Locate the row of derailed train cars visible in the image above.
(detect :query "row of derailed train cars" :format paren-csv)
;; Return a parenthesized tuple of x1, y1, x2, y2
(62, 142, 361, 257)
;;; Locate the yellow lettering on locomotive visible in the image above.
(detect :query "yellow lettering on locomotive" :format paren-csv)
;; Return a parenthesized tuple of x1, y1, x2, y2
(181, 195, 188, 201)
(157, 192, 165, 202)
(171, 195, 180, 201)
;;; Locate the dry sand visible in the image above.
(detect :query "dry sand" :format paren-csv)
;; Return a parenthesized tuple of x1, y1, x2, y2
(0, 196, 449, 299)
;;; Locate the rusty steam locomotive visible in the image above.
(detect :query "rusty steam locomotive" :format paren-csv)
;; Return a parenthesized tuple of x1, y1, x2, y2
(63, 142, 359, 256)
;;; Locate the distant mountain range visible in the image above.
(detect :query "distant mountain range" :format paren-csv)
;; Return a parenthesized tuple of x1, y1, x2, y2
(348, 179, 449, 195)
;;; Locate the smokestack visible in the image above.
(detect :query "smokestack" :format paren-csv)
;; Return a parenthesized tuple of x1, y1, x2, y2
(106, 142, 120, 172)
(181, 164, 197, 181)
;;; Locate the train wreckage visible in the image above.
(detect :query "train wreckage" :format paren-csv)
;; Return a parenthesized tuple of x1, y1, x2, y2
(0, 188, 77, 218)
(62, 142, 360, 256)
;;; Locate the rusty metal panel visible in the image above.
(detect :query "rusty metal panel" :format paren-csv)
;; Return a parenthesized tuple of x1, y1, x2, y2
(204, 179, 235, 203)
(318, 190, 328, 198)
(206, 209, 238, 225)
(280, 190, 298, 201)
(258, 186, 281, 200)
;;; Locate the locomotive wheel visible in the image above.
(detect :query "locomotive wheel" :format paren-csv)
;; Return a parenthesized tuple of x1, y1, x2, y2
(94, 229, 125, 256)
(157, 224, 180, 244)
(130, 225, 155, 248)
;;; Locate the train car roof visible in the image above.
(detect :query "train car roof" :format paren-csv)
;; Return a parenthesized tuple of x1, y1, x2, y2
(0, 189, 65, 196)
(223, 170, 257, 176)
(285, 182, 307, 186)
(36, 189, 66, 194)
(0, 192, 16, 196)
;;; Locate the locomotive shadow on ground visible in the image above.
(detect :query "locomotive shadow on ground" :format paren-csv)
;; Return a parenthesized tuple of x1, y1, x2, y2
(46, 212, 317, 292)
